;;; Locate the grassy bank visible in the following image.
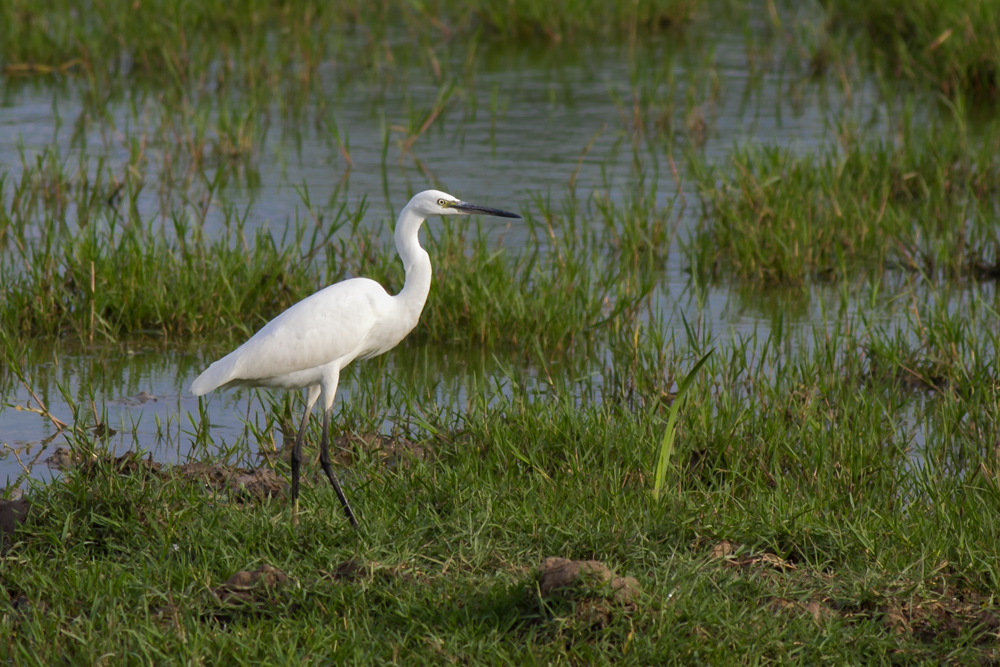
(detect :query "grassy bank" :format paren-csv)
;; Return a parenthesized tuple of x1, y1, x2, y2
(3, 280, 999, 663)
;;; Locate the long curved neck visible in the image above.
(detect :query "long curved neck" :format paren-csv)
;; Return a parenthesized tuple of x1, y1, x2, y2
(394, 204, 433, 321)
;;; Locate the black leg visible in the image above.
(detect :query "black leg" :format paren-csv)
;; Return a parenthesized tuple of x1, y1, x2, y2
(320, 408, 359, 528)
(291, 401, 314, 524)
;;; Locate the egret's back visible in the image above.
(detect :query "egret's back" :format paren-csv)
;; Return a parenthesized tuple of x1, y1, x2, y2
(189, 277, 407, 396)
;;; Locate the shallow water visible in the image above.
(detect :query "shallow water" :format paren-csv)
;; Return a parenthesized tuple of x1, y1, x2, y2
(0, 9, 970, 486)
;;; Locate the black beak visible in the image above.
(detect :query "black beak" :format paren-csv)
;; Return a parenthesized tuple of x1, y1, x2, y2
(454, 201, 521, 219)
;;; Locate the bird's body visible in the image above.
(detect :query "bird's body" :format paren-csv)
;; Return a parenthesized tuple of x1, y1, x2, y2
(190, 278, 414, 393)
(190, 189, 520, 527)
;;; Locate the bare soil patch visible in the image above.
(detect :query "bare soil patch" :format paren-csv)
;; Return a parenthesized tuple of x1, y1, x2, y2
(212, 564, 289, 605)
(174, 462, 284, 500)
(206, 564, 295, 626)
(537, 557, 641, 628)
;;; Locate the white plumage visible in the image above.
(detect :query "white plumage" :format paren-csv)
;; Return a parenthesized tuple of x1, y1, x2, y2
(190, 189, 521, 527)
(191, 279, 405, 393)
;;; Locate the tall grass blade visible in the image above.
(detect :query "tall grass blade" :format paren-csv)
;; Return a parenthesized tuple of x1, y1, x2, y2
(652, 349, 713, 500)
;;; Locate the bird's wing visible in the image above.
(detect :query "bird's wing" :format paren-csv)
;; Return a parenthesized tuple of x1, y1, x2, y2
(190, 278, 390, 394)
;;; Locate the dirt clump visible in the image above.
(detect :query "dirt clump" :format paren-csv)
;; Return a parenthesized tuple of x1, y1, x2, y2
(81, 451, 162, 478)
(45, 447, 81, 470)
(46, 450, 284, 502)
(213, 564, 289, 605)
(175, 462, 284, 500)
(539, 557, 640, 605)
(47, 448, 163, 478)
(537, 557, 641, 629)
(878, 589, 1000, 642)
(324, 559, 411, 584)
(708, 540, 795, 571)
(279, 433, 427, 469)
(0, 498, 30, 547)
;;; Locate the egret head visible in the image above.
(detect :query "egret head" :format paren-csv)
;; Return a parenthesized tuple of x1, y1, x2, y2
(409, 189, 521, 219)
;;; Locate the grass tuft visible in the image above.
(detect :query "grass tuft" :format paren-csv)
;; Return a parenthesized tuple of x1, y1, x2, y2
(826, 0, 1000, 100)
(686, 122, 1000, 286)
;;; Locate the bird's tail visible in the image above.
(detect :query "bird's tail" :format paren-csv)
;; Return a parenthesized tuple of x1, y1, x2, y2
(189, 354, 239, 396)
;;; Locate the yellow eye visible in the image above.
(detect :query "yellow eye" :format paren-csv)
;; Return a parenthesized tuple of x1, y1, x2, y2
(437, 198, 448, 207)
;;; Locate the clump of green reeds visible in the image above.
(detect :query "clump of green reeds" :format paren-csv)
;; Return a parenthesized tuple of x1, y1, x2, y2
(1, 148, 671, 350)
(458, 0, 700, 40)
(826, 0, 1000, 100)
(1, 0, 346, 88)
(686, 121, 1000, 286)
(1, 0, 702, 90)
(414, 192, 668, 351)
(0, 145, 353, 341)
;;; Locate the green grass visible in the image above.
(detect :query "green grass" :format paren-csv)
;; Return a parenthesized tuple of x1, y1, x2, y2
(5, 1, 1000, 662)
(454, 0, 700, 39)
(0, 0, 701, 86)
(3, 281, 1000, 663)
(826, 0, 1000, 100)
(685, 119, 1000, 286)
(0, 151, 668, 348)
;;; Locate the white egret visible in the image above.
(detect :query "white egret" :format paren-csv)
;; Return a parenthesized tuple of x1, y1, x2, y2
(190, 190, 521, 528)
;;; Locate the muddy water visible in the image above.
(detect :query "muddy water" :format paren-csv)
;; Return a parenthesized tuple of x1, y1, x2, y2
(0, 14, 952, 485)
